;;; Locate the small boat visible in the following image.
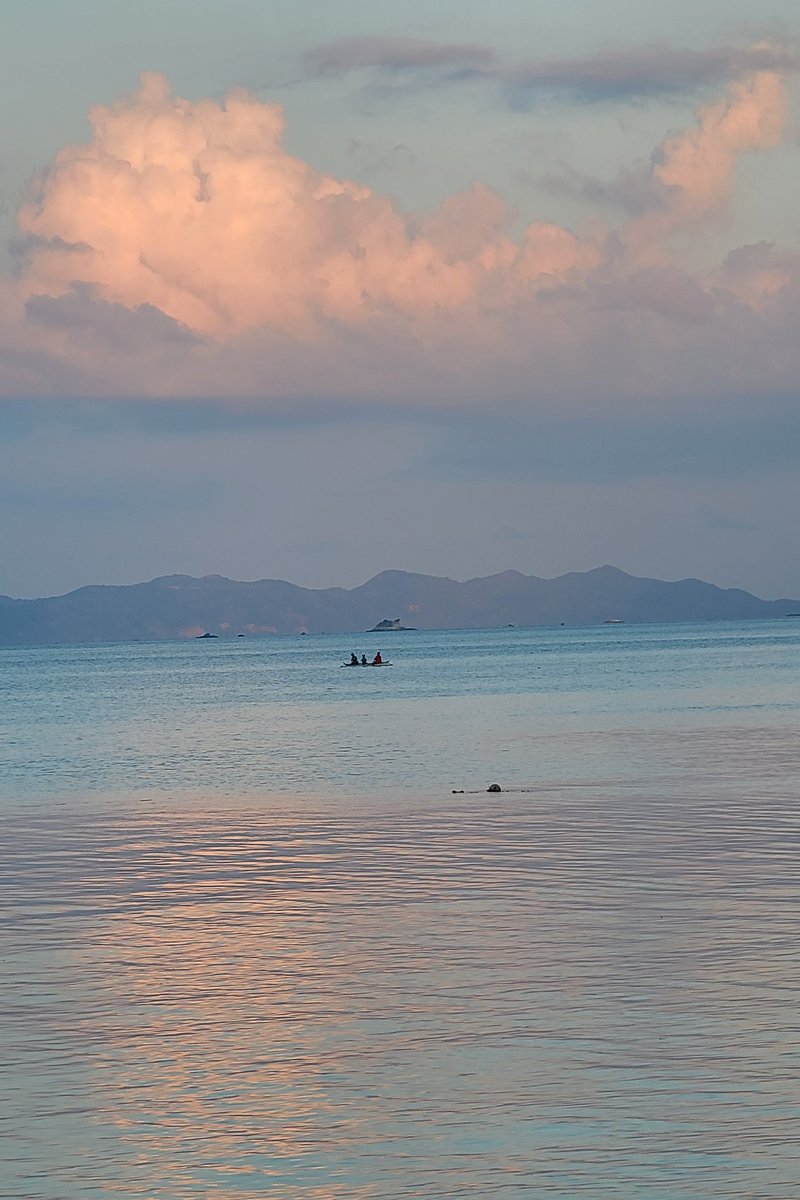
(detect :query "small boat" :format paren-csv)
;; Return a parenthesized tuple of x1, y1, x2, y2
(340, 661, 393, 667)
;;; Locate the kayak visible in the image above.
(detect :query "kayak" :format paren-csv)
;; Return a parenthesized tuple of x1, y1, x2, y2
(340, 661, 393, 667)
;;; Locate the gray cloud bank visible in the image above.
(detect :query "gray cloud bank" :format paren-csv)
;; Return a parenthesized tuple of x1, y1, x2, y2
(302, 35, 798, 101)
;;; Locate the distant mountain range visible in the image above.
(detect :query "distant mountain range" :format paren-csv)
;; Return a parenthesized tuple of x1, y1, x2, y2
(1, 566, 798, 646)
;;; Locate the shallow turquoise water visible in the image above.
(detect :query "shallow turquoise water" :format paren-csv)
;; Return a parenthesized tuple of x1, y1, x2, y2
(2, 622, 799, 1197)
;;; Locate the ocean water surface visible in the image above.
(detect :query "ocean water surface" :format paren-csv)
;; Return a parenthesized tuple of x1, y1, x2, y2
(2, 622, 799, 1197)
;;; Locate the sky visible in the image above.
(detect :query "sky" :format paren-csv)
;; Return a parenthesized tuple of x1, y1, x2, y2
(2, 0, 800, 600)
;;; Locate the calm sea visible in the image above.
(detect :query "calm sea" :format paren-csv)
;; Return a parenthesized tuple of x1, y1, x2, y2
(2, 622, 799, 1198)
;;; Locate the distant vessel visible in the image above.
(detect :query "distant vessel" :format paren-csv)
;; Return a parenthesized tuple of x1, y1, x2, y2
(603, 619, 624, 625)
(341, 661, 393, 667)
(195, 632, 218, 638)
(369, 618, 415, 631)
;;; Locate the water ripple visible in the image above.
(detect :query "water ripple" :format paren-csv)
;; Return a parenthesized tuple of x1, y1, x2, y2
(2, 788, 799, 1198)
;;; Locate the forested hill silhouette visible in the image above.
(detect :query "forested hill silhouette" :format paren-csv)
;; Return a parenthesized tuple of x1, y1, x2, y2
(1, 565, 797, 645)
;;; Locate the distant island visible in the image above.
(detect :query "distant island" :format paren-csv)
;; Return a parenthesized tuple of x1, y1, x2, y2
(0, 565, 798, 646)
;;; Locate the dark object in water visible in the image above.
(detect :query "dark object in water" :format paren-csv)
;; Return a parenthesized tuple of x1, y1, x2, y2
(196, 632, 218, 639)
(340, 661, 393, 667)
(487, 783, 502, 793)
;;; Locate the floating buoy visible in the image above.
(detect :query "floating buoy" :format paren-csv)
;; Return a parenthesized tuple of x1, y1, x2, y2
(487, 783, 502, 793)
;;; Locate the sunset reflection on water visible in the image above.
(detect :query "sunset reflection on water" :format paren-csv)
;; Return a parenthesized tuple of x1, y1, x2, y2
(4, 785, 800, 1198)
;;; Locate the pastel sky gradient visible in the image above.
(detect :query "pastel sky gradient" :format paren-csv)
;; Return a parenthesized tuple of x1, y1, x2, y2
(2, 0, 800, 599)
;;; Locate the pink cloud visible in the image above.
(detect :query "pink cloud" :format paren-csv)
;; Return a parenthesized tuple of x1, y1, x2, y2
(14, 72, 601, 339)
(3, 66, 798, 404)
(626, 70, 787, 256)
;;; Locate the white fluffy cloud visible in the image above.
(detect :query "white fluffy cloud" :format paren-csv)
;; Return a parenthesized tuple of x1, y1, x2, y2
(4, 67, 799, 403)
(16, 73, 604, 340)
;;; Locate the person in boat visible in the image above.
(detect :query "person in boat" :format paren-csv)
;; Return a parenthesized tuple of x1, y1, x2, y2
(361, 654, 367, 665)
(372, 650, 382, 665)
(350, 652, 359, 665)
